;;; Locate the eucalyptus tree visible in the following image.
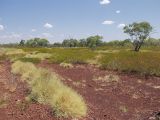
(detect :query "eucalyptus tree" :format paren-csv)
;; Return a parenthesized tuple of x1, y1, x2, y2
(123, 22, 153, 51)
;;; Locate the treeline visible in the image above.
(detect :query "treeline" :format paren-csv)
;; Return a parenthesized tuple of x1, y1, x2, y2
(144, 38, 160, 46)
(102, 38, 160, 47)
(18, 35, 104, 49)
(0, 36, 160, 48)
(55, 35, 103, 48)
(19, 38, 49, 47)
(53, 37, 160, 48)
(57, 38, 132, 47)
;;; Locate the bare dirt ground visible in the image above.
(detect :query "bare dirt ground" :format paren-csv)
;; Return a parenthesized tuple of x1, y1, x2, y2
(0, 60, 160, 120)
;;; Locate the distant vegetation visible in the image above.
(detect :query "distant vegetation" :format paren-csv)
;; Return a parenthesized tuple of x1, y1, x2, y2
(1, 37, 160, 48)
(18, 35, 104, 49)
(0, 21, 159, 52)
(19, 38, 49, 47)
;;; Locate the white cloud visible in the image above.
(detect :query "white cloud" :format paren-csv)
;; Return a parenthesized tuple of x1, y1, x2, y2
(118, 24, 125, 28)
(44, 23, 53, 29)
(31, 29, 36, 32)
(102, 20, 114, 25)
(100, 0, 111, 5)
(116, 10, 121, 14)
(0, 25, 4, 31)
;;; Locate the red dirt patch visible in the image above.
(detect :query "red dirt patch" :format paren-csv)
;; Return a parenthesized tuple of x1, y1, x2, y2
(0, 60, 160, 120)
(38, 61, 160, 120)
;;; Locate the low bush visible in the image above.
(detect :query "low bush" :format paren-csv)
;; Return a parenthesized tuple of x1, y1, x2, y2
(11, 61, 87, 118)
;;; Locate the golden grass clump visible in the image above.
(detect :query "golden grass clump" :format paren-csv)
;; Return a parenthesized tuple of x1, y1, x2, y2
(25, 53, 52, 60)
(11, 61, 37, 75)
(93, 74, 119, 83)
(0, 93, 9, 108)
(60, 63, 73, 68)
(4, 48, 26, 55)
(11, 61, 87, 118)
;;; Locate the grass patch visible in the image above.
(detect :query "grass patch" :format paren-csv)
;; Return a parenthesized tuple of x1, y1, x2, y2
(2, 48, 26, 55)
(60, 63, 73, 68)
(48, 48, 96, 64)
(0, 48, 27, 62)
(0, 93, 9, 108)
(93, 74, 119, 83)
(25, 52, 52, 60)
(72, 81, 81, 87)
(11, 61, 87, 118)
(0, 98, 7, 108)
(21, 47, 96, 64)
(99, 51, 160, 76)
(119, 106, 128, 113)
(0, 54, 7, 62)
(5, 47, 160, 76)
(17, 57, 41, 64)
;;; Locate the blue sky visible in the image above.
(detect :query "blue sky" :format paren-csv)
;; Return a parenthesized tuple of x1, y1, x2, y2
(0, 0, 160, 43)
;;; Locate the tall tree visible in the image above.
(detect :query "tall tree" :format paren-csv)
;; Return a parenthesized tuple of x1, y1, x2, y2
(123, 22, 153, 52)
(86, 35, 103, 49)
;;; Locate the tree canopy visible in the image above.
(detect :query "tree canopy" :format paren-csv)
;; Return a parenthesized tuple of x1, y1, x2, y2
(123, 21, 153, 51)
(19, 38, 49, 47)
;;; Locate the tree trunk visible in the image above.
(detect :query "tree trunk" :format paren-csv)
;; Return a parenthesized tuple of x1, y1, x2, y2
(134, 44, 139, 52)
(134, 41, 143, 52)
(137, 41, 143, 52)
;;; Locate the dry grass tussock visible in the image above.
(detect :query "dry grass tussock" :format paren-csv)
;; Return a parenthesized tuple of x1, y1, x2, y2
(2, 48, 26, 55)
(93, 74, 119, 83)
(25, 52, 52, 60)
(60, 62, 73, 68)
(11, 61, 87, 118)
(0, 93, 9, 108)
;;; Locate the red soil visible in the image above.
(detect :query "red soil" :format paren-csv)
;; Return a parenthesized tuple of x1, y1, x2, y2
(0, 60, 160, 120)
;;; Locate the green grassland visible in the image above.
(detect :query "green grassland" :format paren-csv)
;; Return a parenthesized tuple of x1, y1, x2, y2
(1, 46, 160, 76)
